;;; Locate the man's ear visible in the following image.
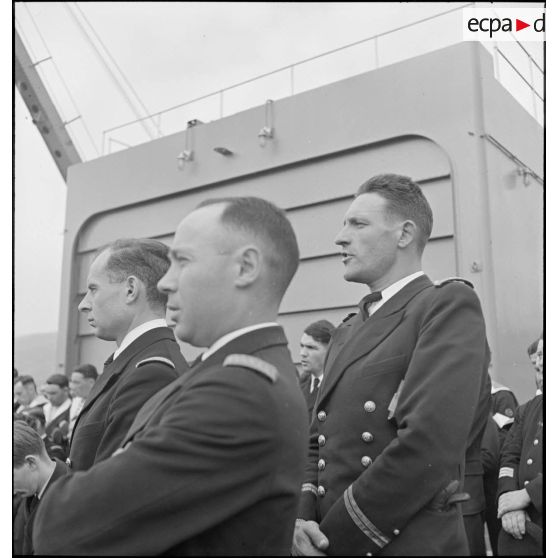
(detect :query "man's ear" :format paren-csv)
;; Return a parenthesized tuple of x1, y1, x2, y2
(234, 246, 262, 288)
(397, 220, 418, 248)
(124, 276, 141, 303)
(24, 455, 40, 470)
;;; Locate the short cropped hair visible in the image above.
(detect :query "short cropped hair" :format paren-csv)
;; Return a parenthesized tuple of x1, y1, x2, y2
(13, 421, 46, 467)
(304, 320, 335, 346)
(73, 363, 98, 381)
(527, 334, 543, 356)
(14, 375, 36, 389)
(356, 174, 433, 253)
(46, 374, 69, 389)
(197, 197, 300, 298)
(98, 238, 170, 309)
(527, 338, 542, 356)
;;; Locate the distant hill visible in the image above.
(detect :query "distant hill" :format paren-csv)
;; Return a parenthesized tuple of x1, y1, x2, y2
(14, 331, 60, 386)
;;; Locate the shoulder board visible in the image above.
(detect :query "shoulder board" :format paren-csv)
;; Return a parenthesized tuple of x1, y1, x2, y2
(223, 354, 278, 383)
(136, 356, 175, 369)
(342, 312, 357, 323)
(433, 277, 474, 289)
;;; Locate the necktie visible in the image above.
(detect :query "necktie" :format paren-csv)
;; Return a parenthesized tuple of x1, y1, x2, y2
(311, 376, 320, 394)
(358, 291, 383, 318)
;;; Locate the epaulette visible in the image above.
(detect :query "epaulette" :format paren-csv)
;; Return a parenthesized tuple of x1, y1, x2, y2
(433, 277, 474, 289)
(136, 356, 175, 369)
(342, 312, 357, 323)
(223, 354, 278, 383)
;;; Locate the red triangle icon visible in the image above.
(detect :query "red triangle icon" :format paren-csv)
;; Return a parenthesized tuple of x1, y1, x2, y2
(516, 19, 530, 31)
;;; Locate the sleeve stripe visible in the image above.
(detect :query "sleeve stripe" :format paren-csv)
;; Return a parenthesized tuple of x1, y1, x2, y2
(301, 483, 318, 496)
(344, 485, 390, 548)
(499, 467, 515, 479)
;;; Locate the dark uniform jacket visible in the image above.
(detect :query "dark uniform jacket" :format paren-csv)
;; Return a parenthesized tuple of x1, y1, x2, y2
(33, 326, 308, 556)
(13, 458, 68, 555)
(67, 326, 186, 471)
(298, 274, 490, 556)
(497, 394, 543, 555)
(299, 372, 321, 424)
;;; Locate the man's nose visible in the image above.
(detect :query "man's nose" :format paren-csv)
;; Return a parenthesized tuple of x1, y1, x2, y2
(157, 267, 176, 294)
(334, 226, 349, 247)
(78, 294, 91, 312)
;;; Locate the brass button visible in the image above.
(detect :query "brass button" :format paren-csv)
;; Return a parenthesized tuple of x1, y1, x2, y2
(318, 458, 326, 471)
(65, 458, 72, 468)
(527, 458, 533, 465)
(317, 410, 327, 422)
(534, 439, 539, 445)
(361, 456, 372, 467)
(318, 435, 326, 447)
(364, 401, 376, 413)
(361, 431, 374, 443)
(317, 485, 326, 497)
(366, 553, 372, 557)
(393, 529, 400, 536)
(524, 480, 530, 486)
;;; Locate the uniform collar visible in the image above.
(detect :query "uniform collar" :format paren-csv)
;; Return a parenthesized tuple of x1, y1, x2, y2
(201, 323, 279, 361)
(368, 271, 425, 316)
(114, 319, 168, 360)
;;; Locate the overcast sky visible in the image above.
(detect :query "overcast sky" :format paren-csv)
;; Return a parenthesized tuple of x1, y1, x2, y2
(13, 2, 545, 337)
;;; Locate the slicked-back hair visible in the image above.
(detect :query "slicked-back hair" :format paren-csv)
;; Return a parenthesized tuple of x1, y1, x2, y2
(304, 320, 335, 346)
(73, 363, 98, 381)
(15, 375, 36, 389)
(97, 238, 170, 309)
(46, 373, 69, 389)
(13, 421, 47, 467)
(527, 335, 543, 356)
(356, 174, 433, 253)
(197, 197, 300, 299)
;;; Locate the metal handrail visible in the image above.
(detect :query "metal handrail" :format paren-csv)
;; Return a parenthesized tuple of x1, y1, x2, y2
(102, 3, 474, 139)
(101, 2, 544, 153)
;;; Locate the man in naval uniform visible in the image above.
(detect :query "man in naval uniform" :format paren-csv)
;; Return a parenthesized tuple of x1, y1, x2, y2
(66, 238, 188, 471)
(292, 174, 490, 556)
(34, 197, 308, 556)
(497, 336, 543, 556)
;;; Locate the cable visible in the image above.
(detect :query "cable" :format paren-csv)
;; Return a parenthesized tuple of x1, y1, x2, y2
(72, 3, 162, 137)
(64, 3, 159, 142)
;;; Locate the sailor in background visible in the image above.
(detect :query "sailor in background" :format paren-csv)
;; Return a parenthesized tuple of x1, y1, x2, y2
(298, 320, 335, 423)
(66, 238, 188, 471)
(34, 197, 308, 556)
(497, 336, 543, 556)
(293, 174, 491, 556)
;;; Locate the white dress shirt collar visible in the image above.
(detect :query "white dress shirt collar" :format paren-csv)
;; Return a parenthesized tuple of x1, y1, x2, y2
(113, 319, 168, 360)
(201, 323, 280, 362)
(37, 463, 56, 500)
(310, 373, 324, 393)
(368, 271, 425, 316)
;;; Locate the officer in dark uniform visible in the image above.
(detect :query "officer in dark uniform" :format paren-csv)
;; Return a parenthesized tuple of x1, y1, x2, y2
(293, 174, 490, 556)
(66, 238, 188, 471)
(497, 336, 543, 556)
(34, 197, 308, 556)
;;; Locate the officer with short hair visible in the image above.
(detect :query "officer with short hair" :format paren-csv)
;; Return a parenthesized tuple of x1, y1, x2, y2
(34, 197, 308, 556)
(67, 238, 188, 471)
(293, 174, 490, 556)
